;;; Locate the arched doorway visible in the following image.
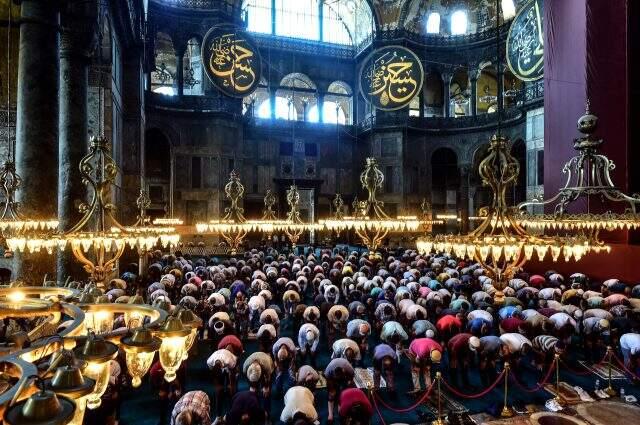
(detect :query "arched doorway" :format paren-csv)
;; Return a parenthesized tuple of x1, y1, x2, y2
(145, 128, 171, 218)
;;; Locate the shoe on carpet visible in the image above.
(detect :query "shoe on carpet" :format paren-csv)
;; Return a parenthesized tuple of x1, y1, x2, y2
(573, 386, 595, 402)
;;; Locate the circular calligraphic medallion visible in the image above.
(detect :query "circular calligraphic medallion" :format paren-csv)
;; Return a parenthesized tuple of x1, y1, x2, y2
(202, 25, 262, 97)
(506, 0, 544, 82)
(359, 45, 424, 111)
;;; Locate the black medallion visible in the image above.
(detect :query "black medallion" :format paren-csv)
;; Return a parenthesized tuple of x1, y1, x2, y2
(202, 25, 262, 97)
(506, 0, 544, 82)
(359, 45, 424, 111)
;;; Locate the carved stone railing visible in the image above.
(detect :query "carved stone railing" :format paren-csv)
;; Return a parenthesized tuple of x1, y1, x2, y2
(152, 0, 239, 13)
(146, 91, 242, 114)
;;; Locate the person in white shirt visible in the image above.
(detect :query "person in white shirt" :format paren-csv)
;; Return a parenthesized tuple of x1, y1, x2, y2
(499, 333, 532, 368)
(280, 386, 318, 424)
(331, 338, 361, 365)
(620, 333, 640, 368)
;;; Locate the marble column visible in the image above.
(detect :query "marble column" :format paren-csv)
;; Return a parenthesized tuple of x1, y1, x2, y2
(470, 69, 480, 116)
(442, 72, 452, 118)
(459, 163, 471, 233)
(175, 49, 185, 96)
(14, 0, 60, 281)
(57, 2, 97, 280)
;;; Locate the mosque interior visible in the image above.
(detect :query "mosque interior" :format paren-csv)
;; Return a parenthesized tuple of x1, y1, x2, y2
(0, 0, 639, 424)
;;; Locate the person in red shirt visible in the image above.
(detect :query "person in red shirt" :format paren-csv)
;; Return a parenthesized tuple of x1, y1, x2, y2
(407, 337, 442, 392)
(338, 388, 373, 425)
(218, 334, 244, 357)
(436, 314, 462, 345)
(447, 333, 480, 388)
(499, 317, 527, 335)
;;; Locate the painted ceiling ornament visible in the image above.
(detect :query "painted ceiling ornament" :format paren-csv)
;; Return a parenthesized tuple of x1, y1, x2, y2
(359, 45, 424, 111)
(506, 0, 544, 81)
(201, 24, 262, 98)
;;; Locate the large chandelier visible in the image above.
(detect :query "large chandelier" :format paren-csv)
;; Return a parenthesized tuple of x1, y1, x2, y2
(417, 135, 607, 304)
(196, 170, 251, 255)
(7, 137, 180, 289)
(320, 158, 422, 252)
(0, 286, 198, 424)
(518, 106, 640, 232)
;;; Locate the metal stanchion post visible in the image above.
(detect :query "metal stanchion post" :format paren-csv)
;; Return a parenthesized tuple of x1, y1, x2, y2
(501, 362, 514, 417)
(434, 371, 444, 425)
(605, 346, 617, 396)
(554, 353, 566, 406)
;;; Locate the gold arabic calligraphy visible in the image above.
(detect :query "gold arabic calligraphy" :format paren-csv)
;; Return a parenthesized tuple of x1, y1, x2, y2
(208, 33, 257, 93)
(510, 0, 543, 79)
(365, 51, 420, 107)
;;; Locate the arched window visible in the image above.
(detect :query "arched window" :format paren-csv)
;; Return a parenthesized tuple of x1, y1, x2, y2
(426, 12, 441, 34)
(501, 0, 516, 20)
(183, 38, 203, 96)
(451, 10, 468, 35)
(257, 97, 297, 120)
(308, 102, 346, 124)
(242, 0, 373, 46)
(152, 32, 176, 96)
(243, 77, 269, 116)
(477, 65, 498, 115)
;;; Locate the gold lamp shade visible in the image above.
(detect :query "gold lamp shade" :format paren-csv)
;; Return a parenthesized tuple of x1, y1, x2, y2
(156, 316, 190, 383)
(72, 334, 118, 410)
(121, 328, 161, 388)
(45, 365, 95, 425)
(177, 309, 202, 360)
(3, 388, 76, 425)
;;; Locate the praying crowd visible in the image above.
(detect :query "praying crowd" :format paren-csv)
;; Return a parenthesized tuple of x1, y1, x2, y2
(74, 247, 640, 424)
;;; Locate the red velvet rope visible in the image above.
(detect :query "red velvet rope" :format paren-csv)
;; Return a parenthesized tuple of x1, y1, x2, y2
(612, 353, 640, 380)
(374, 381, 435, 413)
(439, 370, 506, 399)
(509, 362, 556, 393)
(560, 352, 610, 376)
(372, 394, 389, 425)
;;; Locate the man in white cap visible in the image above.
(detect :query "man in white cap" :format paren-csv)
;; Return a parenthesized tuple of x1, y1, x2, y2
(298, 323, 320, 367)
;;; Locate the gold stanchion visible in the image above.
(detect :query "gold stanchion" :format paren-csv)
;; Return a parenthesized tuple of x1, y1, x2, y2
(501, 362, 514, 417)
(554, 353, 566, 406)
(433, 371, 445, 425)
(605, 346, 617, 396)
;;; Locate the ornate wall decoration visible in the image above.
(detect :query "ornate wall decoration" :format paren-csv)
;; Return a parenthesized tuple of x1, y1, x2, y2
(506, 0, 544, 82)
(359, 45, 424, 111)
(201, 24, 262, 97)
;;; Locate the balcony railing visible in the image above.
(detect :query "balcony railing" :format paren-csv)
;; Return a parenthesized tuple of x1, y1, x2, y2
(146, 91, 242, 114)
(151, 0, 239, 13)
(357, 108, 524, 132)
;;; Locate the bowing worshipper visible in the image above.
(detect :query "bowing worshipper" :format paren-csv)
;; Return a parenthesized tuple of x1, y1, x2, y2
(233, 290, 250, 339)
(243, 351, 275, 412)
(283, 288, 301, 323)
(332, 338, 362, 366)
(325, 357, 356, 425)
(272, 337, 297, 396)
(407, 337, 443, 392)
(207, 348, 238, 419)
(346, 319, 371, 366)
(412, 319, 438, 339)
(477, 335, 504, 387)
(338, 388, 373, 425)
(372, 343, 397, 394)
(447, 333, 480, 388)
(298, 322, 321, 367)
(296, 365, 320, 393)
(257, 323, 277, 353)
(531, 335, 565, 371)
(209, 312, 235, 350)
(548, 311, 579, 342)
(303, 305, 320, 326)
(620, 333, 640, 371)
(249, 294, 266, 332)
(435, 313, 463, 346)
(170, 390, 211, 425)
(581, 316, 610, 361)
(380, 320, 409, 359)
(327, 304, 349, 345)
(225, 390, 266, 425)
(499, 332, 532, 370)
(280, 386, 318, 425)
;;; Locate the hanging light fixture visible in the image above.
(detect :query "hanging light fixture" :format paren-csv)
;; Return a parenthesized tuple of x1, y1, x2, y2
(120, 327, 161, 388)
(73, 333, 118, 410)
(44, 364, 96, 425)
(320, 158, 426, 252)
(518, 104, 640, 232)
(177, 308, 202, 360)
(3, 377, 76, 425)
(155, 315, 190, 383)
